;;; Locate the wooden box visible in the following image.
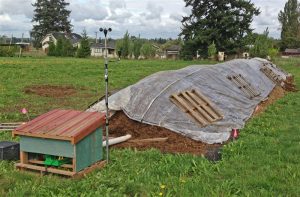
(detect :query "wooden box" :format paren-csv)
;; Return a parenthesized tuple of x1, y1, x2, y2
(13, 109, 106, 177)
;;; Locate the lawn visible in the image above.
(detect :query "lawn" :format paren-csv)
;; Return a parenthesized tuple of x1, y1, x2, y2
(0, 57, 299, 196)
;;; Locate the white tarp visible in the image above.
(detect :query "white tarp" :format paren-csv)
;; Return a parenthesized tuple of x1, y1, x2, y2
(88, 58, 288, 144)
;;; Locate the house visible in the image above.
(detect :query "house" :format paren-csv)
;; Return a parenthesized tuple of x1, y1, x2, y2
(165, 45, 181, 59)
(283, 48, 300, 56)
(90, 41, 116, 58)
(41, 32, 82, 52)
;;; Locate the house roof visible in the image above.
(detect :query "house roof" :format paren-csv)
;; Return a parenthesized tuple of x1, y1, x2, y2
(166, 45, 181, 51)
(90, 41, 115, 49)
(42, 32, 82, 44)
(284, 48, 300, 54)
(13, 109, 105, 144)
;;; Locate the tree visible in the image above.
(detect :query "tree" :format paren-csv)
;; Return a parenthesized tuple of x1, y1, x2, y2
(208, 42, 217, 59)
(121, 31, 130, 58)
(278, 0, 300, 49)
(31, 0, 72, 47)
(133, 36, 143, 59)
(250, 28, 272, 58)
(140, 42, 155, 59)
(47, 40, 56, 56)
(55, 38, 64, 56)
(77, 30, 91, 58)
(180, 0, 260, 58)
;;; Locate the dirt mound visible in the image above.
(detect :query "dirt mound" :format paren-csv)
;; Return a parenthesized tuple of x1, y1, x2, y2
(109, 112, 221, 155)
(253, 86, 286, 115)
(24, 85, 76, 98)
(109, 86, 290, 155)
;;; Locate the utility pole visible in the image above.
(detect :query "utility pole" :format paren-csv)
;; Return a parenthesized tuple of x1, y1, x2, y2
(95, 31, 98, 43)
(9, 34, 13, 49)
(99, 27, 112, 164)
(19, 33, 24, 58)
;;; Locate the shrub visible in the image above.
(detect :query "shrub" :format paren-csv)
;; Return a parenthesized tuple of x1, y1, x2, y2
(0, 47, 15, 57)
(208, 41, 217, 59)
(250, 29, 272, 58)
(268, 48, 279, 60)
(140, 42, 155, 59)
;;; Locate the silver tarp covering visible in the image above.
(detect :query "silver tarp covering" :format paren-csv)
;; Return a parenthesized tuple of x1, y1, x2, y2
(88, 58, 288, 144)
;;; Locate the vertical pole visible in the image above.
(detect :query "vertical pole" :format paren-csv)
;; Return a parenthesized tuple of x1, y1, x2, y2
(104, 33, 109, 163)
(95, 32, 98, 43)
(19, 33, 24, 58)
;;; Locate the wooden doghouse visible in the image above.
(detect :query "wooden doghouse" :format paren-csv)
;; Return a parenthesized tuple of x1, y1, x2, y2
(12, 109, 106, 177)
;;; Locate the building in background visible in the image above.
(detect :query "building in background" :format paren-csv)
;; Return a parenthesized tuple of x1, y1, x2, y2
(41, 32, 82, 52)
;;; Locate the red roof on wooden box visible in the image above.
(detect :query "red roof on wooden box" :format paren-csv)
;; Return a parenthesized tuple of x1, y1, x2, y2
(13, 109, 105, 144)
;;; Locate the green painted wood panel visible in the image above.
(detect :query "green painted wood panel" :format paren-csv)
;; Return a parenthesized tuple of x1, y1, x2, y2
(75, 128, 102, 172)
(20, 136, 74, 158)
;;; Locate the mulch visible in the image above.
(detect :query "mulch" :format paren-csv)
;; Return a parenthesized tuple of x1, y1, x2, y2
(108, 85, 289, 156)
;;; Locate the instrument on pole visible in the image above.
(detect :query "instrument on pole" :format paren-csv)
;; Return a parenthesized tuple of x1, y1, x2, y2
(99, 27, 112, 163)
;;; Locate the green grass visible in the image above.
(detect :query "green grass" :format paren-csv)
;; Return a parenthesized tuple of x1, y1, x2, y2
(0, 57, 299, 196)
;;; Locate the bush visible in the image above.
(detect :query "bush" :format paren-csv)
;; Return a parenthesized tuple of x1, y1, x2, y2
(208, 41, 217, 59)
(268, 48, 279, 60)
(250, 29, 272, 58)
(47, 38, 75, 57)
(0, 47, 15, 57)
(140, 42, 155, 59)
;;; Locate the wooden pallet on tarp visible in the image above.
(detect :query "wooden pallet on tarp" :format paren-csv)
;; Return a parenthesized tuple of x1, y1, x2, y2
(227, 74, 260, 99)
(260, 65, 283, 84)
(170, 89, 223, 126)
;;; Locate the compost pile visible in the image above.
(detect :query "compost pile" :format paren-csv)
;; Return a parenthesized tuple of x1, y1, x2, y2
(89, 58, 292, 148)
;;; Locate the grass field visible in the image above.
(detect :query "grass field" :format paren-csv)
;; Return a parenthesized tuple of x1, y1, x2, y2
(0, 57, 299, 196)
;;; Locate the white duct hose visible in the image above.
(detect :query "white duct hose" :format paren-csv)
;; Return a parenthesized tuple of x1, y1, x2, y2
(103, 134, 132, 147)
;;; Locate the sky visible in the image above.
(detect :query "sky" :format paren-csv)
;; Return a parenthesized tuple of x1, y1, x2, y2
(0, 0, 285, 39)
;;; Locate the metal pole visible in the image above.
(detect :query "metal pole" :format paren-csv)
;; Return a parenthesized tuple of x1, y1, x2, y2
(100, 27, 111, 163)
(104, 34, 109, 163)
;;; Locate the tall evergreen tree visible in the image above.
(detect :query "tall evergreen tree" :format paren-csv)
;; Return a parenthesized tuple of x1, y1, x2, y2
(77, 30, 91, 58)
(122, 31, 130, 58)
(278, 0, 300, 49)
(180, 0, 260, 59)
(133, 36, 143, 59)
(31, 0, 72, 47)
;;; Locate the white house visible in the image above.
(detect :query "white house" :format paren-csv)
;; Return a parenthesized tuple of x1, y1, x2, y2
(41, 32, 82, 52)
(90, 41, 116, 58)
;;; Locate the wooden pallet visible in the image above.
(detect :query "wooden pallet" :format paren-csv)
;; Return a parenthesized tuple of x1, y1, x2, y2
(15, 151, 106, 178)
(170, 89, 223, 126)
(227, 74, 260, 99)
(260, 65, 283, 84)
(0, 122, 25, 131)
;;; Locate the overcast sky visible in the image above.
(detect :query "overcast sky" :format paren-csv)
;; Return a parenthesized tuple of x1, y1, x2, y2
(0, 0, 285, 39)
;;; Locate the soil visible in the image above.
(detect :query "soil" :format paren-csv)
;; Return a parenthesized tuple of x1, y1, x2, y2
(109, 111, 221, 155)
(108, 86, 289, 156)
(253, 86, 286, 115)
(24, 85, 77, 98)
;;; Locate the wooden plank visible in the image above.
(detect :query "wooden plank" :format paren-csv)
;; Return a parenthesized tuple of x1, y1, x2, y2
(73, 160, 106, 179)
(15, 163, 76, 176)
(191, 90, 223, 118)
(20, 151, 28, 164)
(186, 91, 220, 119)
(129, 137, 168, 143)
(235, 75, 256, 97)
(29, 160, 73, 169)
(181, 92, 215, 122)
(13, 131, 72, 142)
(170, 96, 207, 126)
(171, 94, 208, 125)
